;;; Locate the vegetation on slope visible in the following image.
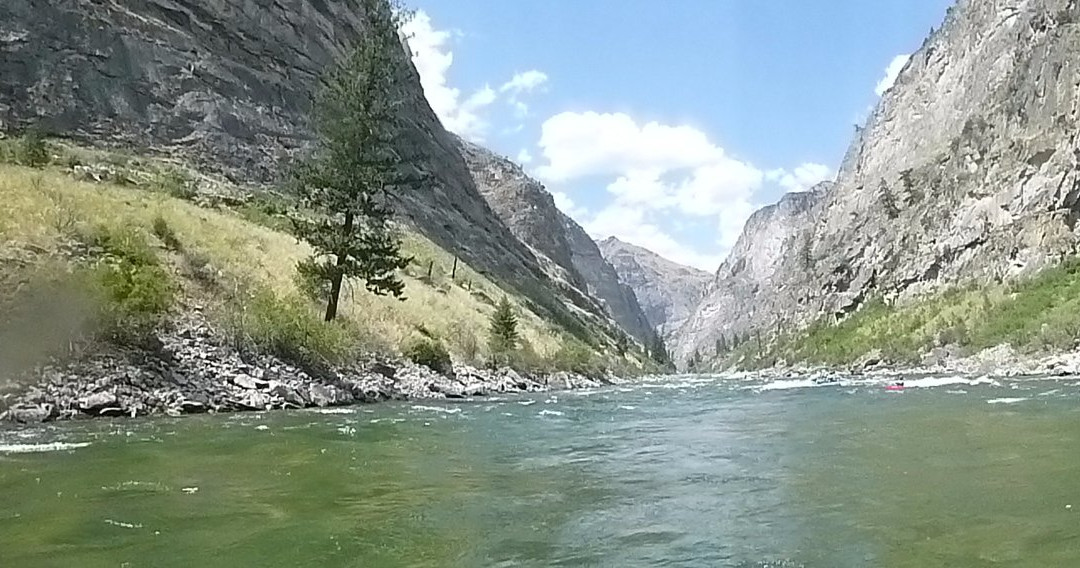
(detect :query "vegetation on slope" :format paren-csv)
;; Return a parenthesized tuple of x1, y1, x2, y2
(721, 257, 1080, 369)
(0, 136, 655, 378)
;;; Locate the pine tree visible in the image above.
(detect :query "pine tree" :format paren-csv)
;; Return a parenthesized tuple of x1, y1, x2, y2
(648, 333, 670, 366)
(291, 0, 416, 322)
(488, 296, 520, 357)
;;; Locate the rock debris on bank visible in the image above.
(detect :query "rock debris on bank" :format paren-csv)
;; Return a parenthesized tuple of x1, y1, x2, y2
(0, 314, 613, 424)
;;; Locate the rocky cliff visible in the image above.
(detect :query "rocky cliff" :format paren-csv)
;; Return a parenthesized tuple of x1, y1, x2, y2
(561, 215, 655, 344)
(675, 0, 1080, 364)
(457, 139, 655, 344)
(0, 0, 617, 345)
(598, 237, 712, 339)
(675, 187, 826, 360)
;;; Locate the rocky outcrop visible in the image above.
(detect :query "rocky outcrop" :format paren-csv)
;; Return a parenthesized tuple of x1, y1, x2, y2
(0, 0, 617, 348)
(560, 215, 656, 345)
(675, 187, 826, 362)
(598, 237, 712, 339)
(0, 312, 613, 424)
(676, 0, 1080, 364)
(456, 139, 655, 345)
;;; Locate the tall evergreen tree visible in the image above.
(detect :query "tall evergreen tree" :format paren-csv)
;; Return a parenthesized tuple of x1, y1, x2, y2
(291, 0, 416, 322)
(489, 296, 520, 357)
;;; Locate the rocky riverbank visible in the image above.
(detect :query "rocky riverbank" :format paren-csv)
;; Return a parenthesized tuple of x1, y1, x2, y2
(749, 343, 1080, 382)
(0, 312, 616, 424)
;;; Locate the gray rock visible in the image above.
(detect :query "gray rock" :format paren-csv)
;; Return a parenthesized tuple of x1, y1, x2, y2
(598, 237, 712, 339)
(78, 391, 117, 413)
(231, 374, 267, 390)
(5, 404, 57, 424)
(178, 400, 207, 414)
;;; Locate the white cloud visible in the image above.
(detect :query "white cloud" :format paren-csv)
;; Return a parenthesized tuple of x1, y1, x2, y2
(403, 13, 548, 141)
(875, 54, 911, 96)
(551, 190, 586, 219)
(501, 70, 549, 94)
(766, 163, 832, 192)
(535, 111, 764, 260)
(535, 112, 726, 182)
(516, 148, 534, 165)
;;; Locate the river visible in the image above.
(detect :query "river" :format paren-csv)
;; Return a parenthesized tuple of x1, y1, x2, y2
(2, 374, 1079, 567)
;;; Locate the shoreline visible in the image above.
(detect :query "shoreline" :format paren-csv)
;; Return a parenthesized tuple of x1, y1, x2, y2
(0, 312, 620, 425)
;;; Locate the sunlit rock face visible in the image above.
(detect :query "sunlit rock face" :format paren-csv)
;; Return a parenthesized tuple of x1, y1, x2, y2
(675, 0, 1080, 364)
(598, 237, 712, 340)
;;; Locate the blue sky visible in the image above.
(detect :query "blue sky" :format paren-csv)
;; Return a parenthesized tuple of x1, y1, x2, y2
(402, 0, 953, 270)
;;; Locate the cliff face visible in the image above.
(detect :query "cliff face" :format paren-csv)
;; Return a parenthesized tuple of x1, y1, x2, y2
(675, 0, 1080, 363)
(598, 237, 712, 339)
(675, 187, 826, 360)
(0, 0, 616, 343)
(457, 139, 655, 344)
(560, 215, 655, 344)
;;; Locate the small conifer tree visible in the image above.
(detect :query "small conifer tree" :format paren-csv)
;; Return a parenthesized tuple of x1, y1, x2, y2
(488, 296, 520, 359)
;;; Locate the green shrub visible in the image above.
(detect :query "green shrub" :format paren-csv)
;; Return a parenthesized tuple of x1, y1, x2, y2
(154, 168, 196, 199)
(85, 225, 174, 343)
(151, 215, 183, 251)
(402, 336, 453, 375)
(228, 286, 352, 366)
(18, 129, 49, 168)
(446, 321, 480, 364)
(552, 338, 605, 377)
(236, 193, 295, 234)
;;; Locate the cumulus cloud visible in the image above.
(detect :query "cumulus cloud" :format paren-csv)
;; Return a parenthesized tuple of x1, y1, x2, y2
(402, 12, 546, 141)
(535, 111, 763, 263)
(501, 70, 549, 94)
(516, 148, 534, 165)
(551, 190, 586, 219)
(535, 112, 727, 182)
(766, 163, 832, 192)
(875, 54, 911, 96)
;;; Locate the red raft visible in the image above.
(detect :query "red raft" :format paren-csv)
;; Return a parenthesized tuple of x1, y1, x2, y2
(885, 383, 905, 392)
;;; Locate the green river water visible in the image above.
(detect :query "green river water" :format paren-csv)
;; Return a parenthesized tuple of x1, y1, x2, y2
(2, 374, 1080, 567)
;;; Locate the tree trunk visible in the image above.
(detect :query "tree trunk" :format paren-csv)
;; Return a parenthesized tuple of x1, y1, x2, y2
(324, 212, 355, 322)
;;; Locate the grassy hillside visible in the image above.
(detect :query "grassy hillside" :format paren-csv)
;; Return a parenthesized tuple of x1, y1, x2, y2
(718, 258, 1080, 370)
(0, 137, 653, 377)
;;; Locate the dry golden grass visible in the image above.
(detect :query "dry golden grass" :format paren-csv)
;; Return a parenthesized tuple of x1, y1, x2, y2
(0, 163, 563, 359)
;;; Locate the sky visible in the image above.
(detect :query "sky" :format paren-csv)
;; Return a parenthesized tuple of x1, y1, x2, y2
(401, 0, 954, 271)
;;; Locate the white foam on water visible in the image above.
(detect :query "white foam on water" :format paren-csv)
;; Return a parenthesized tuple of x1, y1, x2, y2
(945, 389, 968, 395)
(101, 481, 170, 492)
(306, 408, 355, 415)
(517, 400, 537, 406)
(755, 379, 820, 392)
(902, 376, 999, 389)
(254, 425, 269, 431)
(410, 405, 462, 414)
(618, 405, 637, 411)
(538, 410, 564, 417)
(0, 442, 91, 454)
(337, 425, 356, 436)
(1038, 389, 1061, 397)
(104, 519, 143, 529)
(987, 397, 1029, 405)
(181, 487, 198, 494)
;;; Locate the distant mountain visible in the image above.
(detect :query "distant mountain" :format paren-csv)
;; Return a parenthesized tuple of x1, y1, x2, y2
(457, 138, 655, 344)
(598, 237, 712, 339)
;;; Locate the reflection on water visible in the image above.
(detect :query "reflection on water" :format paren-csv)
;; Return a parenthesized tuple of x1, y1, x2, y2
(2, 375, 1080, 567)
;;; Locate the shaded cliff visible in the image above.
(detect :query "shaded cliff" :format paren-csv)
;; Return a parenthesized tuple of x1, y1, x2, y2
(676, 0, 1080, 364)
(598, 237, 712, 339)
(0, 0, 617, 346)
(457, 138, 655, 344)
